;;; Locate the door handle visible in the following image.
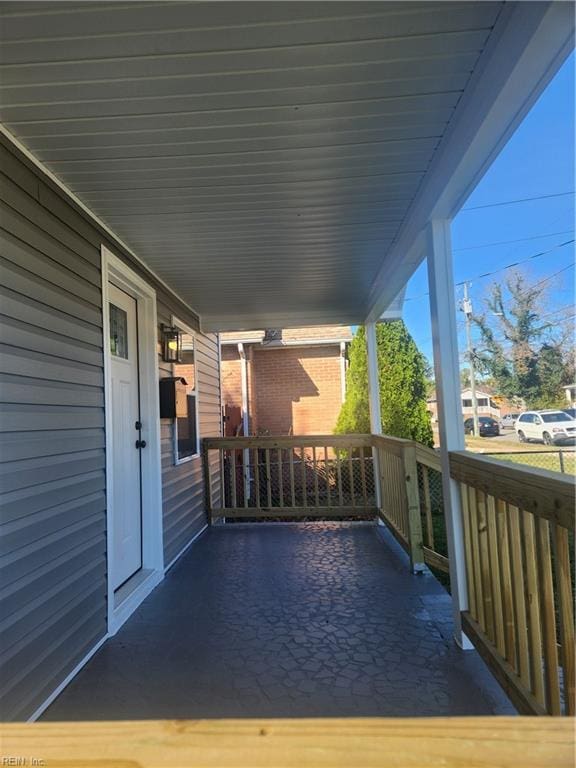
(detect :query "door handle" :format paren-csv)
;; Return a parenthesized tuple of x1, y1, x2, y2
(135, 440, 147, 449)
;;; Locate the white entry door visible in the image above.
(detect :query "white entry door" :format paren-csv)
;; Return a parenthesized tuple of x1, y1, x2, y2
(108, 283, 143, 590)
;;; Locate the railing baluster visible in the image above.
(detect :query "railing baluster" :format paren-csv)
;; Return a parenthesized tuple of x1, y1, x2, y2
(289, 448, 296, 507)
(278, 448, 284, 509)
(496, 499, 516, 669)
(265, 448, 272, 508)
(301, 446, 307, 508)
(359, 446, 368, 509)
(422, 465, 434, 550)
(230, 449, 237, 509)
(468, 486, 486, 631)
(522, 510, 545, 706)
(243, 448, 250, 508)
(507, 504, 531, 690)
(460, 482, 476, 621)
(325, 446, 331, 508)
(313, 446, 319, 508)
(253, 447, 261, 510)
(551, 523, 575, 715)
(486, 495, 505, 657)
(535, 517, 561, 715)
(348, 447, 355, 508)
(476, 490, 495, 645)
(336, 448, 343, 507)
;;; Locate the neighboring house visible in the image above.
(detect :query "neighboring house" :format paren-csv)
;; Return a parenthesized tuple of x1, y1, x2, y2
(220, 327, 352, 436)
(563, 383, 576, 406)
(427, 388, 501, 423)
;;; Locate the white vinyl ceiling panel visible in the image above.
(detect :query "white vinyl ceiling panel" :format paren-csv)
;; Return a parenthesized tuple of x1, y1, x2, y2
(0, 1, 503, 329)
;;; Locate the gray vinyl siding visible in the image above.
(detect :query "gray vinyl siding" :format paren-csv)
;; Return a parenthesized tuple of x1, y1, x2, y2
(158, 301, 222, 568)
(0, 139, 222, 720)
(0, 144, 107, 721)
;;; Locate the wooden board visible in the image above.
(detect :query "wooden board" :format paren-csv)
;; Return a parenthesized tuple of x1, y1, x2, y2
(212, 506, 377, 519)
(2, 717, 573, 767)
(204, 435, 374, 450)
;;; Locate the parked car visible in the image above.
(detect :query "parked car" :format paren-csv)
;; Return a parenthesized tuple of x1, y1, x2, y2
(515, 410, 576, 445)
(563, 407, 576, 419)
(500, 413, 519, 429)
(464, 416, 500, 437)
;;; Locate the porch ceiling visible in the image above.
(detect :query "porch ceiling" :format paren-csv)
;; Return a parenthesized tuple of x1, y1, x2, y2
(0, 2, 567, 330)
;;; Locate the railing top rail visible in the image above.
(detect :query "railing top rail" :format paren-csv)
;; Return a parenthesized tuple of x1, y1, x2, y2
(449, 450, 575, 530)
(414, 443, 442, 472)
(203, 435, 374, 450)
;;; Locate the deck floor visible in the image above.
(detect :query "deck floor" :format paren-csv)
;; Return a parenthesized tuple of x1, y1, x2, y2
(43, 523, 514, 720)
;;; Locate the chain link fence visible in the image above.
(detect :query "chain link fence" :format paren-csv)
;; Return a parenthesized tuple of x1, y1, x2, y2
(417, 461, 450, 591)
(221, 445, 377, 520)
(484, 450, 575, 474)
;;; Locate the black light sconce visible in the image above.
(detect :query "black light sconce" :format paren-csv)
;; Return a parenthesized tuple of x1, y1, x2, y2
(161, 325, 182, 363)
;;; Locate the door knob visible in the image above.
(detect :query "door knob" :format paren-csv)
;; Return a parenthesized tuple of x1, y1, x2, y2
(135, 440, 147, 449)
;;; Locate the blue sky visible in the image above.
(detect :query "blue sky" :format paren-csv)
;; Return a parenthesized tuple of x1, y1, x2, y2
(403, 51, 575, 371)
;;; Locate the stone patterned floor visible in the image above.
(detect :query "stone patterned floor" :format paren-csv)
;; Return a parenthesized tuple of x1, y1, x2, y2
(43, 523, 514, 720)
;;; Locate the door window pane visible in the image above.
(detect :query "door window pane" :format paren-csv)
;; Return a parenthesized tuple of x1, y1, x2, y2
(110, 304, 128, 359)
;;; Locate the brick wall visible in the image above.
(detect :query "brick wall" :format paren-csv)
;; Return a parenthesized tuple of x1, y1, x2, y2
(220, 343, 345, 436)
(221, 345, 242, 407)
(253, 346, 343, 435)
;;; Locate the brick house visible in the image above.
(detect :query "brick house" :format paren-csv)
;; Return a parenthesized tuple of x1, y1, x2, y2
(221, 327, 353, 436)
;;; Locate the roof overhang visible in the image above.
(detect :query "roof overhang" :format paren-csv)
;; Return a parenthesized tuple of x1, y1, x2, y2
(0, 1, 572, 332)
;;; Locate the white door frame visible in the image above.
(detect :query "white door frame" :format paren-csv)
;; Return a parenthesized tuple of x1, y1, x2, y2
(101, 245, 164, 635)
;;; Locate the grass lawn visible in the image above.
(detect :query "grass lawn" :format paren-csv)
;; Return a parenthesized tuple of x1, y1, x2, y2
(464, 434, 575, 474)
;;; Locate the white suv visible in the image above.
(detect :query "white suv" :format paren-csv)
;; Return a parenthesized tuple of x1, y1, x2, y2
(515, 410, 576, 445)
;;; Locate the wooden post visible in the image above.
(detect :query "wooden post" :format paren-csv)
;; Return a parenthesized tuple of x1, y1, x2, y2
(427, 219, 471, 649)
(202, 440, 213, 525)
(402, 444, 425, 573)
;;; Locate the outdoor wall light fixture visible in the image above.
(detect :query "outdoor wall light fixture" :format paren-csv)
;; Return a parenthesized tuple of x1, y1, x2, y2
(161, 325, 182, 363)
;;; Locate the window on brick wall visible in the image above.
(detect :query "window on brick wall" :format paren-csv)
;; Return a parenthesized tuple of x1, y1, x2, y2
(172, 317, 199, 463)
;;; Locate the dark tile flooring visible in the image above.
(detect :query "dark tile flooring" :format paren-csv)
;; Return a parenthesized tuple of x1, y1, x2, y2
(43, 523, 514, 720)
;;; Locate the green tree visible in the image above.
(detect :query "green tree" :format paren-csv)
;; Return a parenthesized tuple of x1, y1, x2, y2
(473, 271, 573, 408)
(335, 321, 434, 447)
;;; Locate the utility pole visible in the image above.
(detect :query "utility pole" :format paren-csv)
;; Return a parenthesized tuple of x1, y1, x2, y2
(461, 282, 480, 436)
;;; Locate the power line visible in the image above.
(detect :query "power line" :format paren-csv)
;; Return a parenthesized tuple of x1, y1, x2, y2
(404, 238, 575, 302)
(453, 229, 574, 252)
(461, 191, 575, 212)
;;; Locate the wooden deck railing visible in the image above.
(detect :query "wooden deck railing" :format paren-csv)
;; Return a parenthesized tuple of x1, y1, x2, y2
(450, 452, 575, 717)
(203, 435, 378, 521)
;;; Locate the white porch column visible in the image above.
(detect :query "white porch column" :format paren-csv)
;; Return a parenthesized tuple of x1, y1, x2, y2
(237, 343, 251, 504)
(426, 220, 472, 649)
(366, 322, 382, 508)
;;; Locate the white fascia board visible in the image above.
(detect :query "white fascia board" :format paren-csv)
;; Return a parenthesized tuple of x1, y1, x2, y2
(379, 286, 406, 321)
(366, 1, 575, 323)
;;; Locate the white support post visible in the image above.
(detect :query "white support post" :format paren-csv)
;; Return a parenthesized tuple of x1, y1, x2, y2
(366, 322, 382, 509)
(238, 343, 251, 505)
(426, 220, 472, 650)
